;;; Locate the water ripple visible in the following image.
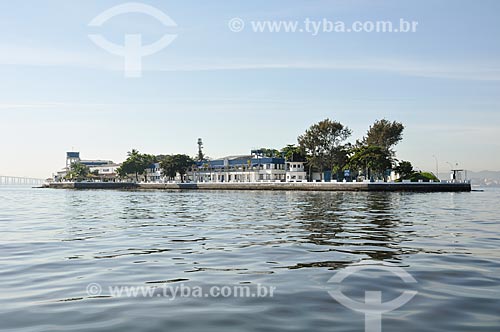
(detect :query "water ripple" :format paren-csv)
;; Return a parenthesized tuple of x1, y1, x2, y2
(0, 187, 499, 331)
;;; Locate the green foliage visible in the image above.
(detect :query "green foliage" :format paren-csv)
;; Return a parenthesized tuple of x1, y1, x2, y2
(280, 144, 306, 162)
(363, 119, 404, 152)
(409, 172, 439, 182)
(344, 119, 404, 181)
(394, 160, 414, 179)
(259, 148, 280, 158)
(65, 162, 90, 181)
(117, 149, 156, 182)
(397, 171, 439, 182)
(348, 145, 392, 180)
(297, 118, 352, 176)
(393, 160, 439, 182)
(160, 154, 195, 182)
(159, 155, 176, 180)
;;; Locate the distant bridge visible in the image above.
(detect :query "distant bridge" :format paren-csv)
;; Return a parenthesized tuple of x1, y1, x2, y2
(0, 175, 46, 186)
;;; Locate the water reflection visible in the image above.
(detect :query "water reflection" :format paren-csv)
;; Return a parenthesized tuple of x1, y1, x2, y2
(294, 192, 412, 264)
(56, 191, 430, 269)
(2, 187, 499, 332)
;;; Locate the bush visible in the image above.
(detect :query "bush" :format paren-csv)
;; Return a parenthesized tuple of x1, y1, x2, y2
(396, 171, 439, 182)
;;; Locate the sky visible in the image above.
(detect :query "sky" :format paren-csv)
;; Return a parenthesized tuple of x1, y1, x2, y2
(1, 0, 500, 178)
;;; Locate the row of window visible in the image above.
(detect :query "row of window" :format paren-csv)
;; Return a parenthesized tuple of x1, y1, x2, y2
(287, 175, 304, 180)
(288, 164, 303, 169)
(195, 173, 287, 182)
(147, 163, 303, 175)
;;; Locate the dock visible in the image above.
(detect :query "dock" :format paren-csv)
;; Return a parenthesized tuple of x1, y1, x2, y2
(47, 181, 471, 192)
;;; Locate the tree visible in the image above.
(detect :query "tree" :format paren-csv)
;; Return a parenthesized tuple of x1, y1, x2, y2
(298, 118, 352, 179)
(280, 144, 306, 162)
(160, 154, 195, 183)
(160, 155, 176, 180)
(364, 119, 404, 153)
(393, 161, 439, 182)
(348, 119, 405, 181)
(117, 149, 156, 182)
(331, 144, 351, 179)
(394, 160, 414, 179)
(65, 162, 90, 181)
(348, 145, 392, 180)
(174, 154, 195, 182)
(259, 148, 280, 158)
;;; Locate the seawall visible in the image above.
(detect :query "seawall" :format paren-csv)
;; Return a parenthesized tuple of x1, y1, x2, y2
(47, 181, 471, 192)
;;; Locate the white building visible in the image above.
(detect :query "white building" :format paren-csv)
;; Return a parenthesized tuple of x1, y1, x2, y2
(188, 153, 285, 183)
(187, 151, 307, 183)
(55, 152, 118, 181)
(286, 161, 307, 182)
(146, 162, 162, 182)
(89, 164, 121, 180)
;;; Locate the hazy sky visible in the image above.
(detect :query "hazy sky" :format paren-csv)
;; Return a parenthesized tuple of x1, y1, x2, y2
(1, 0, 500, 178)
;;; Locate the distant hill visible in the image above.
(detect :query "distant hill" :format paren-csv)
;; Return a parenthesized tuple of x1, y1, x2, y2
(462, 170, 500, 187)
(436, 170, 500, 187)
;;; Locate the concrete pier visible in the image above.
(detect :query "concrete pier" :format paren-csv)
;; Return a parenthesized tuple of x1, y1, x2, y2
(47, 181, 471, 192)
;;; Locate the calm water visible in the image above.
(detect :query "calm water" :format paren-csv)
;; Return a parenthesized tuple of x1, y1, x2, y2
(0, 187, 499, 331)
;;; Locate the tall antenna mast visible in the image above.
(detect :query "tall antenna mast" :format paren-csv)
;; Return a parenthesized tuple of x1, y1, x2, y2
(197, 138, 204, 161)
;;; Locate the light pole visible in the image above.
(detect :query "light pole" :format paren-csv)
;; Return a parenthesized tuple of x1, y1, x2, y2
(432, 155, 439, 179)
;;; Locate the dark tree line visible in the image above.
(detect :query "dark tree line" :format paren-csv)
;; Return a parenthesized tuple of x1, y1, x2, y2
(293, 118, 405, 181)
(243, 118, 408, 181)
(117, 150, 194, 182)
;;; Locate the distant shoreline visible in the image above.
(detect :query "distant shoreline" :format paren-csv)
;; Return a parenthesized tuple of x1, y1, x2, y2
(46, 181, 471, 192)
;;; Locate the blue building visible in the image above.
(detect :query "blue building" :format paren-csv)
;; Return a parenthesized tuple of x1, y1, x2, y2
(189, 150, 306, 183)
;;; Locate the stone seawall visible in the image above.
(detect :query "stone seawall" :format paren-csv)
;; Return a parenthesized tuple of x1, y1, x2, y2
(48, 182, 471, 192)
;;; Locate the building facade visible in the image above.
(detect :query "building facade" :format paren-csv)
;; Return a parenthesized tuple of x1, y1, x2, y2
(189, 154, 285, 183)
(55, 152, 118, 181)
(54, 151, 308, 183)
(146, 163, 162, 182)
(286, 161, 307, 182)
(88, 164, 121, 180)
(188, 151, 307, 183)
